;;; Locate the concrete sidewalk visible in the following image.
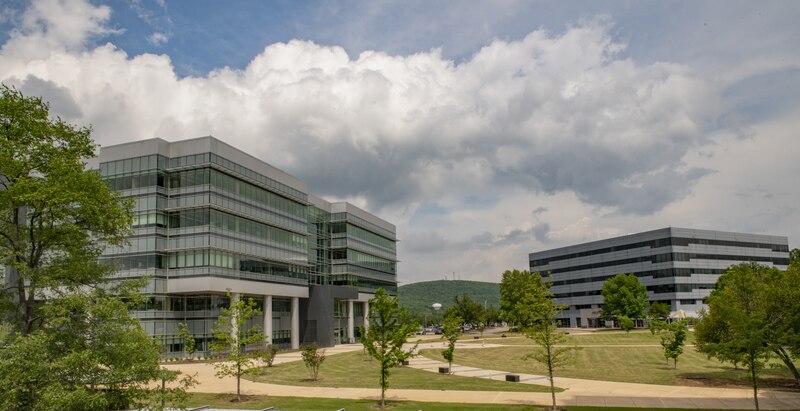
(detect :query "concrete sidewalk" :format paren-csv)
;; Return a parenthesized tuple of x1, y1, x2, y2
(165, 342, 800, 410)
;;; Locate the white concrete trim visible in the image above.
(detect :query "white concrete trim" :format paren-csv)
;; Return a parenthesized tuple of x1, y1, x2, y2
(167, 277, 309, 298)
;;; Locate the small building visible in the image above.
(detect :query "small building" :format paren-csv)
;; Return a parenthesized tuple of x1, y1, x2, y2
(528, 227, 789, 328)
(93, 136, 398, 355)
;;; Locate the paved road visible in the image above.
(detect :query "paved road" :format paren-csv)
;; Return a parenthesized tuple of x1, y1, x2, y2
(164, 341, 800, 410)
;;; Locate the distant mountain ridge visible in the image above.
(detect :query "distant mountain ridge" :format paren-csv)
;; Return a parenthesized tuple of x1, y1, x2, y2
(398, 279, 500, 320)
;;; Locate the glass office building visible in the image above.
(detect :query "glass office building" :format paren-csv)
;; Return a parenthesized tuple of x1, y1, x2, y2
(529, 227, 789, 328)
(94, 136, 397, 355)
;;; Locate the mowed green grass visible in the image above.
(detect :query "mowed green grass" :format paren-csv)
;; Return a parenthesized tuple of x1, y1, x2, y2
(464, 329, 695, 346)
(249, 349, 554, 392)
(186, 393, 743, 411)
(421, 341, 797, 388)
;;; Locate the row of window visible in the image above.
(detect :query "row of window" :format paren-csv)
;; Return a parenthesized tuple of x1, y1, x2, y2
(531, 236, 789, 266)
(331, 264, 397, 282)
(167, 249, 308, 279)
(554, 283, 717, 299)
(539, 253, 788, 274)
(330, 212, 395, 240)
(170, 168, 307, 220)
(102, 253, 166, 270)
(135, 194, 168, 212)
(100, 154, 168, 176)
(170, 191, 306, 232)
(550, 268, 727, 287)
(331, 248, 396, 273)
(106, 236, 166, 255)
(331, 222, 396, 251)
(330, 274, 398, 293)
(168, 207, 307, 249)
(105, 171, 166, 191)
(167, 233, 307, 263)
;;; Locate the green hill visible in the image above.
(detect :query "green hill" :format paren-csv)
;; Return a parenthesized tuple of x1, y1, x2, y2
(398, 279, 500, 322)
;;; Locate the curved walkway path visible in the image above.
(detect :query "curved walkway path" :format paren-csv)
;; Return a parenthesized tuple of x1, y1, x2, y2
(165, 341, 800, 410)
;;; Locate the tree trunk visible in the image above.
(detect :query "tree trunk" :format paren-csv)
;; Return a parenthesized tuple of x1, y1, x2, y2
(750, 354, 760, 411)
(774, 347, 800, 386)
(237, 361, 241, 402)
(380, 363, 386, 408)
(547, 345, 556, 409)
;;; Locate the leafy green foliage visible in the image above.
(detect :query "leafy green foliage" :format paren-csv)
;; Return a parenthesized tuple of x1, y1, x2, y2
(398, 280, 499, 323)
(441, 311, 462, 372)
(0, 284, 195, 410)
(600, 273, 648, 322)
(660, 321, 687, 368)
(694, 262, 798, 411)
(177, 322, 196, 359)
(517, 272, 575, 410)
(0, 86, 190, 410)
(445, 293, 485, 329)
(210, 291, 265, 402)
(301, 343, 326, 381)
(360, 288, 419, 408)
(261, 343, 278, 369)
(647, 301, 671, 335)
(0, 85, 132, 335)
(500, 269, 552, 328)
(618, 315, 634, 333)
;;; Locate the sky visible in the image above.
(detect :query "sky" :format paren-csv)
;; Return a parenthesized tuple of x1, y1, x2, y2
(1, 0, 798, 285)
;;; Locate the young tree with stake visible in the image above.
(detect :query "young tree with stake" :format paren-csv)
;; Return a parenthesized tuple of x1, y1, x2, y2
(360, 289, 418, 408)
(210, 291, 265, 402)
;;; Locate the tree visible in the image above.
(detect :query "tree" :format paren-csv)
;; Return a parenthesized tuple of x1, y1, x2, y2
(0, 86, 132, 335)
(210, 291, 265, 402)
(261, 343, 278, 370)
(301, 343, 326, 381)
(177, 322, 196, 360)
(660, 320, 687, 368)
(441, 311, 462, 373)
(450, 293, 483, 329)
(647, 301, 671, 335)
(618, 315, 634, 333)
(519, 272, 575, 410)
(600, 273, 648, 326)
(695, 263, 796, 411)
(0, 86, 191, 410)
(790, 248, 799, 266)
(0, 283, 195, 410)
(500, 269, 552, 329)
(360, 288, 418, 408)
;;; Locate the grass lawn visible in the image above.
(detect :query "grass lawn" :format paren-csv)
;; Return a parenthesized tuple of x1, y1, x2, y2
(248, 349, 556, 392)
(463, 329, 696, 346)
(420, 343, 798, 389)
(186, 393, 747, 411)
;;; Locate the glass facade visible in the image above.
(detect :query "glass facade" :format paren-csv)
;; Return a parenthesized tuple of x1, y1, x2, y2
(99, 140, 397, 354)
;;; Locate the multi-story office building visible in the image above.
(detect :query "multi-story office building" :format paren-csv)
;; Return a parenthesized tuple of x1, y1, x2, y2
(528, 227, 789, 328)
(93, 136, 398, 355)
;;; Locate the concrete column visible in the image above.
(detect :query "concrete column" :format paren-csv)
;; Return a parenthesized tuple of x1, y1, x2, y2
(230, 292, 240, 344)
(347, 300, 355, 343)
(263, 295, 273, 345)
(363, 301, 370, 331)
(290, 296, 300, 350)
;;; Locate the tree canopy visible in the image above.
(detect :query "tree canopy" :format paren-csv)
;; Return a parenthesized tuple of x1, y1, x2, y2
(499, 269, 552, 328)
(695, 262, 800, 410)
(445, 293, 484, 329)
(0, 85, 190, 410)
(600, 273, 649, 322)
